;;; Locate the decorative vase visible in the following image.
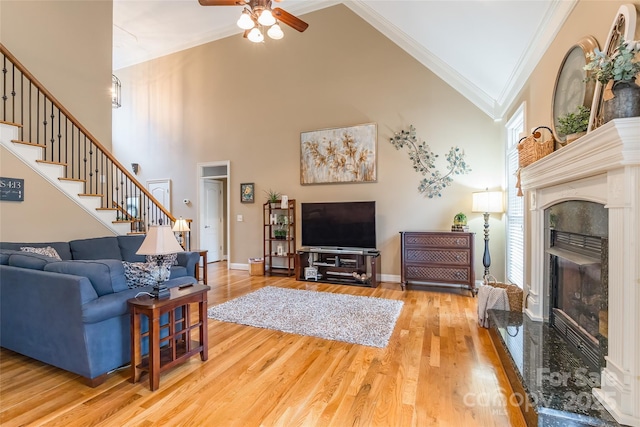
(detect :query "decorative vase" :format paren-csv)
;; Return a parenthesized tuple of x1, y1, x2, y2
(603, 80, 640, 123)
(565, 131, 586, 144)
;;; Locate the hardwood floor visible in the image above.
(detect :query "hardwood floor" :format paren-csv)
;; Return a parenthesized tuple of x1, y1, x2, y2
(0, 262, 525, 426)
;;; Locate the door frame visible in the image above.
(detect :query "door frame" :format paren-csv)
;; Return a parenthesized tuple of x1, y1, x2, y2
(197, 161, 230, 269)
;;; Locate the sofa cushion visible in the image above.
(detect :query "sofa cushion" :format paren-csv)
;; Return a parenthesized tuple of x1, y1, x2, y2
(8, 252, 61, 270)
(69, 237, 122, 261)
(0, 242, 72, 260)
(81, 276, 197, 324)
(44, 260, 128, 296)
(117, 235, 146, 262)
(20, 246, 62, 260)
(0, 249, 18, 265)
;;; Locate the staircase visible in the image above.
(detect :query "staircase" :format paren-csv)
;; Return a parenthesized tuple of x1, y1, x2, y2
(0, 43, 174, 234)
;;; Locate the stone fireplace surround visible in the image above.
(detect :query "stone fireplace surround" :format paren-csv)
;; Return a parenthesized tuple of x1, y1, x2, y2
(520, 117, 640, 426)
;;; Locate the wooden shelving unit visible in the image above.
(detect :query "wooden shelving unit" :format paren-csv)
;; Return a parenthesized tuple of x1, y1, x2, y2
(263, 199, 296, 276)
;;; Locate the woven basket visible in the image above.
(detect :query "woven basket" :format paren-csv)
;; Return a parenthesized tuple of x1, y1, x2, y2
(485, 277, 523, 312)
(517, 126, 555, 168)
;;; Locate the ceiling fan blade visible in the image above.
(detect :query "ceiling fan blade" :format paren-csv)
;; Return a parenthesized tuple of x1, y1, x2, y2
(198, 0, 245, 6)
(272, 7, 308, 32)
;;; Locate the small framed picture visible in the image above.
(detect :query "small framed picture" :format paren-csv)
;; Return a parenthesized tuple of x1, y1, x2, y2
(240, 183, 254, 203)
(277, 244, 284, 256)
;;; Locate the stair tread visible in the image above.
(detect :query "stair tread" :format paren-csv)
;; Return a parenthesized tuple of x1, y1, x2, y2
(12, 139, 45, 148)
(36, 159, 67, 166)
(96, 208, 118, 211)
(113, 220, 134, 224)
(78, 193, 104, 197)
(59, 177, 85, 183)
(0, 120, 22, 128)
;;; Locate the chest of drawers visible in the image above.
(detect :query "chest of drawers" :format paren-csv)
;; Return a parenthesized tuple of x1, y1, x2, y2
(400, 231, 475, 293)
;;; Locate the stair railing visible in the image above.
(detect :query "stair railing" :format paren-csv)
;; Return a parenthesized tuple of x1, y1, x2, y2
(0, 43, 174, 232)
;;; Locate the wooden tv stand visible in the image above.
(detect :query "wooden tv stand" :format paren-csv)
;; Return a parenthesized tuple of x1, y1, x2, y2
(295, 247, 380, 288)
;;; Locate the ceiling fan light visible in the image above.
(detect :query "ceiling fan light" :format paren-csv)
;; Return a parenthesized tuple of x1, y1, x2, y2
(237, 10, 255, 30)
(257, 9, 276, 26)
(267, 23, 284, 40)
(247, 27, 264, 43)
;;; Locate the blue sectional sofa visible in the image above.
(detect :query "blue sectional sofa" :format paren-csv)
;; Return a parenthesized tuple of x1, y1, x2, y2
(0, 235, 199, 386)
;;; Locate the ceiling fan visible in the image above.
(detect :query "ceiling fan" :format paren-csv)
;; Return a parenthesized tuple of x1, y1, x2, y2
(198, 0, 309, 43)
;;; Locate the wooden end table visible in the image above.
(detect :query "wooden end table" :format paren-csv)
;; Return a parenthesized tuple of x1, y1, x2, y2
(193, 249, 208, 285)
(128, 283, 210, 391)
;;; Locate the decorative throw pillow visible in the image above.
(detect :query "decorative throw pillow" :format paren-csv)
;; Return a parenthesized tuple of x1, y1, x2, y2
(123, 261, 170, 289)
(20, 246, 62, 260)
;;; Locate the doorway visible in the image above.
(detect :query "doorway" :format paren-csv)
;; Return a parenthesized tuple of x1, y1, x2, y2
(198, 162, 229, 267)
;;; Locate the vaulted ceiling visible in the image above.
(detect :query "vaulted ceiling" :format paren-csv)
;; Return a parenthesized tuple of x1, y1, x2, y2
(113, 0, 576, 119)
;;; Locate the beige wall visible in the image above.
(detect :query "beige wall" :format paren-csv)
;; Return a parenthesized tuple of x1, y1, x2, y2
(505, 0, 640, 290)
(0, 146, 115, 242)
(0, 0, 114, 242)
(0, 0, 113, 147)
(113, 5, 505, 280)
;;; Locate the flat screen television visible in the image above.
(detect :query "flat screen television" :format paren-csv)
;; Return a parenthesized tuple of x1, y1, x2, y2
(301, 201, 376, 249)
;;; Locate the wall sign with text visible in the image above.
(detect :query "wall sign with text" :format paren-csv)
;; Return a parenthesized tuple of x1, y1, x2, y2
(0, 177, 24, 201)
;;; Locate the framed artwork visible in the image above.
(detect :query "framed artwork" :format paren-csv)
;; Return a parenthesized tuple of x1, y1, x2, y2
(300, 123, 377, 185)
(550, 36, 599, 144)
(240, 183, 254, 203)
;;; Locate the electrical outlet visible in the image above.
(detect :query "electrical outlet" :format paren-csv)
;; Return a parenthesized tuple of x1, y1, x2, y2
(237, 215, 243, 222)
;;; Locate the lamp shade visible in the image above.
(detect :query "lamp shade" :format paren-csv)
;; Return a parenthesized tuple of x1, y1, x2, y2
(257, 9, 276, 26)
(472, 190, 504, 213)
(247, 27, 264, 43)
(136, 225, 184, 255)
(267, 23, 284, 40)
(172, 218, 190, 232)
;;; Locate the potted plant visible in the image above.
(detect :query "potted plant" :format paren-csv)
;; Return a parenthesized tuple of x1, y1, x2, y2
(453, 212, 467, 226)
(264, 189, 280, 208)
(556, 105, 590, 144)
(274, 214, 287, 239)
(584, 39, 640, 122)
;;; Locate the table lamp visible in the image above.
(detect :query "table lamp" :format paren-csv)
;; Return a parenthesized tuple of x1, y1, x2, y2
(472, 188, 504, 279)
(136, 224, 184, 299)
(172, 217, 191, 250)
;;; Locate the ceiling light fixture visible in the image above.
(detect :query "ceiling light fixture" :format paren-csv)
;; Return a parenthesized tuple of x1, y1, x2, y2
(201, 0, 308, 43)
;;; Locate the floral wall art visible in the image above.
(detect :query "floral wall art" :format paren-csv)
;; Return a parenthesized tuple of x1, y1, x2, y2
(300, 123, 377, 185)
(389, 125, 471, 198)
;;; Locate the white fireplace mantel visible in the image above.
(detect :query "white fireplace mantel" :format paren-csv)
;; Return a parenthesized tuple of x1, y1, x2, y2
(520, 117, 640, 426)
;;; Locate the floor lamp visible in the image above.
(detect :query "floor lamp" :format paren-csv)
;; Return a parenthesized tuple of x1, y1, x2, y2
(472, 188, 504, 280)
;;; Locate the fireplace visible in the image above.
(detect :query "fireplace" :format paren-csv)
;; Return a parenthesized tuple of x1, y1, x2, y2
(520, 118, 640, 426)
(549, 230, 608, 371)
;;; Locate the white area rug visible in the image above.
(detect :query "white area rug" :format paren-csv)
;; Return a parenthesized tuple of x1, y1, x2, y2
(207, 286, 404, 348)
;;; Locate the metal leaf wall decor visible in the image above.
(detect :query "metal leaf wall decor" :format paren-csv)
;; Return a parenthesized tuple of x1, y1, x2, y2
(389, 125, 471, 198)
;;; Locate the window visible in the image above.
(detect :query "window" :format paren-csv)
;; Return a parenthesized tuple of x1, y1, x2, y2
(505, 104, 525, 288)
